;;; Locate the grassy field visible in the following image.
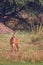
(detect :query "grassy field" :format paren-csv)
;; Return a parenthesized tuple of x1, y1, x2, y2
(0, 30, 43, 65)
(0, 61, 43, 65)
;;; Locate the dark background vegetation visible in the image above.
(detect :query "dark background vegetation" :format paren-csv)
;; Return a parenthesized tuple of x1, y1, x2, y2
(0, 0, 43, 31)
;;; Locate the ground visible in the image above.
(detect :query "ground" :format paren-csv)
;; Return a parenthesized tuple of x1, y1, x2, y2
(0, 22, 13, 33)
(0, 30, 43, 65)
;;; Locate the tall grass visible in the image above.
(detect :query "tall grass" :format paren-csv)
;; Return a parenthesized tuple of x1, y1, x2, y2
(0, 27, 43, 62)
(30, 24, 43, 42)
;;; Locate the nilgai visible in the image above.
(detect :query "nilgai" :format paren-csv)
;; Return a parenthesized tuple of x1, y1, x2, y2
(10, 35, 19, 52)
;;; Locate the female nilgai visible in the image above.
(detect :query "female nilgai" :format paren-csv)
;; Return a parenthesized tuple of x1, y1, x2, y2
(10, 34, 19, 52)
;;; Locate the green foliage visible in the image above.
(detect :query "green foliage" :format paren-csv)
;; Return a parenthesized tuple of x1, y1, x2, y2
(0, 0, 42, 16)
(0, 0, 43, 31)
(6, 0, 42, 5)
(39, 0, 43, 5)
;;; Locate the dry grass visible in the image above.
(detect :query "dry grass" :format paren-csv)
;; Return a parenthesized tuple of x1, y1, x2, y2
(0, 43, 43, 62)
(0, 29, 43, 62)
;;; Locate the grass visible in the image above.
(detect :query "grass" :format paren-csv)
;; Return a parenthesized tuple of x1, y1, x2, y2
(0, 61, 43, 65)
(0, 30, 43, 64)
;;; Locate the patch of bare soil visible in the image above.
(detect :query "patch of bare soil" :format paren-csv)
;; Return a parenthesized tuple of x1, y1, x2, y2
(0, 22, 13, 33)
